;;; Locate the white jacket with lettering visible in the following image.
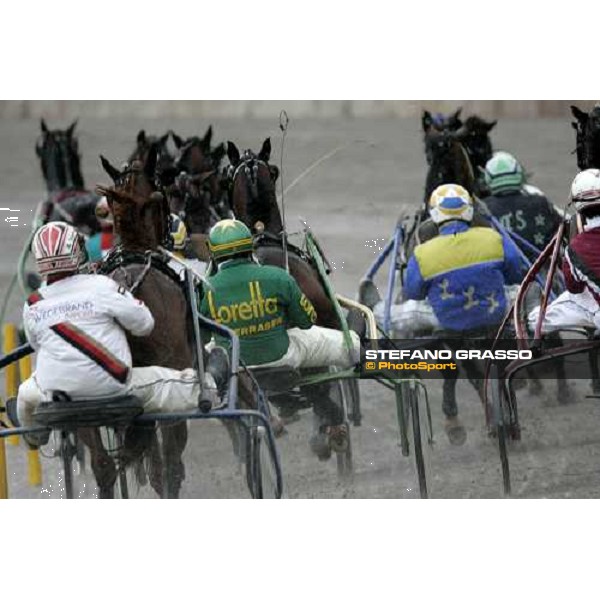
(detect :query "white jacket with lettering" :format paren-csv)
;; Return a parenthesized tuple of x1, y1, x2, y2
(23, 274, 155, 398)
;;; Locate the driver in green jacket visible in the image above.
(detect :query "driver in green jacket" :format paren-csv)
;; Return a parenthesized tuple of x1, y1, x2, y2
(199, 219, 361, 459)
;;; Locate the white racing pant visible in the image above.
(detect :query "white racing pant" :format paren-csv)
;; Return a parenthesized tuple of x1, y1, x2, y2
(372, 286, 522, 338)
(373, 299, 439, 337)
(260, 327, 361, 370)
(527, 289, 599, 334)
(17, 366, 216, 430)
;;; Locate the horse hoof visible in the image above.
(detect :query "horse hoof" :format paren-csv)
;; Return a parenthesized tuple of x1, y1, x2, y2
(445, 417, 467, 446)
(309, 432, 332, 461)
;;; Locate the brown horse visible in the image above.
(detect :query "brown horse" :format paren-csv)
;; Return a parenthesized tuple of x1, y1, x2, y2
(128, 129, 175, 174)
(226, 138, 338, 328)
(92, 147, 194, 498)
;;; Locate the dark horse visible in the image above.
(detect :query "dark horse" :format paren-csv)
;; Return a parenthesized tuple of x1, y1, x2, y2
(226, 138, 338, 328)
(35, 119, 101, 235)
(92, 147, 194, 498)
(571, 104, 600, 170)
(128, 129, 175, 174)
(422, 110, 496, 201)
(171, 126, 228, 227)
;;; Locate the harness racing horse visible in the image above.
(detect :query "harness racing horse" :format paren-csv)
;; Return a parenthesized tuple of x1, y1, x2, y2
(93, 148, 194, 498)
(35, 119, 101, 235)
(128, 129, 175, 174)
(422, 111, 496, 200)
(226, 138, 354, 441)
(226, 138, 338, 328)
(571, 104, 600, 170)
(171, 126, 228, 221)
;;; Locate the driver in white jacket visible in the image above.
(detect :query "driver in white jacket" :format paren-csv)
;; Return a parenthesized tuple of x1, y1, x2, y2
(17, 222, 215, 441)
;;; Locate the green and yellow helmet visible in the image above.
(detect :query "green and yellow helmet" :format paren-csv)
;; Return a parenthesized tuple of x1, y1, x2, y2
(208, 219, 254, 260)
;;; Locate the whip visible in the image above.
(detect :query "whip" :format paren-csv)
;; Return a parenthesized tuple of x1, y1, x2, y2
(278, 110, 290, 272)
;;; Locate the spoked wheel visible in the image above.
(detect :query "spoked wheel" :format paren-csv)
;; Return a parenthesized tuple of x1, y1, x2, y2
(490, 364, 511, 497)
(395, 380, 411, 457)
(60, 430, 77, 499)
(346, 378, 362, 427)
(409, 383, 428, 499)
(114, 429, 129, 499)
(335, 378, 354, 480)
(246, 424, 265, 498)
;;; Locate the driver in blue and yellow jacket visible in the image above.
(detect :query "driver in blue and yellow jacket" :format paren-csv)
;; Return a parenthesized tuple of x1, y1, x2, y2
(404, 184, 523, 442)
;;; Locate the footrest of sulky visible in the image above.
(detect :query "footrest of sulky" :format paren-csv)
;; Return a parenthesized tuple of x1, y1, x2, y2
(34, 395, 145, 429)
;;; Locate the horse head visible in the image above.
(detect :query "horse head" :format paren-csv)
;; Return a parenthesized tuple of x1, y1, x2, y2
(96, 145, 169, 252)
(166, 126, 227, 233)
(422, 108, 463, 136)
(423, 130, 476, 202)
(172, 126, 226, 175)
(36, 119, 85, 192)
(129, 130, 174, 174)
(226, 137, 281, 235)
(571, 103, 600, 170)
(455, 115, 496, 173)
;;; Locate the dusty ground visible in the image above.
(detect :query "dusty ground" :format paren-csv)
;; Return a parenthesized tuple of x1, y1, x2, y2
(1, 112, 595, 499)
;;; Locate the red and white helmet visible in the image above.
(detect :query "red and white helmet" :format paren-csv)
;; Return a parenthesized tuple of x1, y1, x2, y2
(571, 169, 600, 213)
(32, 222, 85, 277)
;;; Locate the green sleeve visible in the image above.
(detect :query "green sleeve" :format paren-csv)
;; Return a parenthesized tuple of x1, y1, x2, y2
(285, 275, 317, 329)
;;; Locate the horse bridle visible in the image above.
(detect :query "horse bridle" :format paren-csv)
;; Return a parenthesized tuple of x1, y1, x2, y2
(229, 150, 266, 201)
(97, 163, 171, 248)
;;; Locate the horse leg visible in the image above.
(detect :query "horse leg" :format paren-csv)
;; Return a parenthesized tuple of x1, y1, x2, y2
(123, 422, 164, 498)
(78, 427, 117, 499)
(160, 421, 188, 499)
(441, 365, 467, 446)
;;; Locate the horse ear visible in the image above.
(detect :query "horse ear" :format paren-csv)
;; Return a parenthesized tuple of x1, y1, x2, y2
(212, 143, 226, 165)
(66, 119, 78, 137)
(137, 130, 146, 145)
(227, 141, 240, 166)
(100, 155, 121, 183)
(159, 132, 169, 146)
(171, 131, 184, 149)
(422, 110, 433, 132)
(41, 118, 49, 134)
(571, 105, 588, 123)
(144, 143, 159, 181)
(259, 138, 271, 162)
(202, 125, 213, 149)
(486, 120, 497, 132)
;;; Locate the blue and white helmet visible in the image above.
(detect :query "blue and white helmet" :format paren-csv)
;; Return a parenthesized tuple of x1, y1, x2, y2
(428, 184, 474, 225)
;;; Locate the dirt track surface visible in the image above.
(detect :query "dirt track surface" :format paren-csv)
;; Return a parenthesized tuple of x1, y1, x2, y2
(1, 113, 595, 499)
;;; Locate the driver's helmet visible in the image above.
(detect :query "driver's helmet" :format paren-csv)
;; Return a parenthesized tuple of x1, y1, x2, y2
(208, 219, 253, 260)
(428, 184, 474, 225)
(484, 151, 525, 195)
(170, 213, 188, 251)
(571, 169, 600, 214)
(32, 222, 85, 277)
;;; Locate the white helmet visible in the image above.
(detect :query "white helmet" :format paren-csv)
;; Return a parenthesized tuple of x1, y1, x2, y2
(32, 222, 85, 277)
(428, 184, 474, 225)
(571, 169, 600, 213)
